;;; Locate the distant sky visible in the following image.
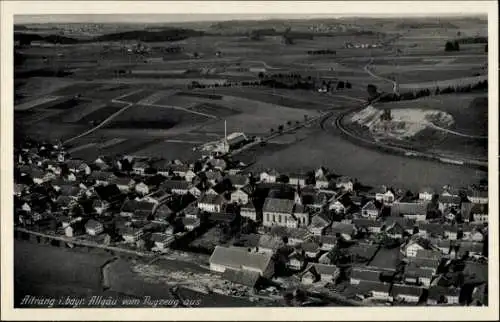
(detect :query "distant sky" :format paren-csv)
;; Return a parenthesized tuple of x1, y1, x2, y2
(14, 13, 485, 24)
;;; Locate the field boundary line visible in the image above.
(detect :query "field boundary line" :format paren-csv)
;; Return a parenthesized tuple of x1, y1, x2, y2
(138, 102, 218, 119)
(63, 99, 133, 145)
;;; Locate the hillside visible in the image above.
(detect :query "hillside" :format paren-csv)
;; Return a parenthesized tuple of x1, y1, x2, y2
(93, 28, 205, 42)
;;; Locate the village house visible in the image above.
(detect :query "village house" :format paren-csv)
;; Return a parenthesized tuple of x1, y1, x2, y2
(205, 187, 218, 196)
(161, 180, 191, 195)
(336, 176, 354, 192)
(149, 160, 171, 177)
(418, 187, 435, 201)
(308, 212, 332, 235)
(230, 188, 250, 205)
(183, 170, 196, 183)
(121, 227, 144, 244)
(205, 170, 224, 186)
(182, 217, 201, 231)
(206, 158, 227, 171)
(56, 195, 76, 211)
(153, 203, 174, 222)
(92, 199, 109, 215)
(286, 228, 311, 246)
(404, 263, 434, 287)
(301, 241, 322, 259)
(441, 186, 460, 198)
(132, 160, 149, 175)
(226, 174, 249, 189)
(328, 222, 356, 240)
(240, 202, 258, 221)
(142, 189, 171, 205)
(416, 222, 445, 239)
(287, 250, 307, 271)
(361, 201, 379, 219)
(259, 169, 279, 183)
(209, 246, 274, 278)
(151, 232, 175, 250)
(470, 203, 488, 223)
(391, 284, 424, 304)
(120, 199, 139, 217)
(443, 225, 459, 240)
(459, 241, 484, 258)
(407, 256, 441, 271)
(319, 235, 337, 251)
(14, 183, 28, 197)
(94, 184, 123, 207)
(434, 239, 453, 255)
(197, 194, 227, 213)
(257, 234, 283, 254)
(391, 201, 428, 221)
(466, 188, 488, 204)
(110, 177, 136, 192)
(353, 218, 383, 234)
(375, 187, 395, 205)
(328, 199, 348, 214)
(415, 249, 442, 262)
(65, 159, 91, 175)
(45, 160, 62, 175)
(288, 173, 307, 187)
(356, 280, 392, 302)
(403, 236, 440, 258)
(315, 173, 330, 189)
(438, 195, 462, 213)
(85, 219, 104, 236)
(58, 184, 81, 198)
(305, 191, 333, 210)
(132, 201, 156, 221)
(89, 171, 117, 186)
(301, 263, 339, 285)
(134, 182, 150, 196)
(426, 286, 460, 305)
(29, 168, 47, 185)
(189, 186, 202, 198)
(94, 156, 112, 170)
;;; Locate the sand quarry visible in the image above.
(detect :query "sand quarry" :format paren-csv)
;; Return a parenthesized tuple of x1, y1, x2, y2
(350, 105, 454, 141)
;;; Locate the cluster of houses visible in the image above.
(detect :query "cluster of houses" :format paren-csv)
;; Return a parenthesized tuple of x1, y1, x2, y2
(344, 41, 383, 49)
(14, 139, 488, 306)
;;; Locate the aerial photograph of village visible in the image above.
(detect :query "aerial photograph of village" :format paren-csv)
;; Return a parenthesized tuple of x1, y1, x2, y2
(13, 12, 489, 308)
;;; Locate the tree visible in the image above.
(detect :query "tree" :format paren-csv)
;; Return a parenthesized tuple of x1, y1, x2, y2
(336, 81, 345, 90)
(345, 81, 352, 89)
(258, 72, 265, 79)
(286, 121, 292, 126)
(278, 125, 284, 133)
(270, 128, 275, 134)
(367, 84, 378, 98)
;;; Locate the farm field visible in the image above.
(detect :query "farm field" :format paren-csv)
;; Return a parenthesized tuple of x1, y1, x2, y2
(383, 69, 484, 84)
(104, 104, 212, 130)
(194, 87, 331, 110)
(72, 138, 165, 161)
(133, 141, 203, 161)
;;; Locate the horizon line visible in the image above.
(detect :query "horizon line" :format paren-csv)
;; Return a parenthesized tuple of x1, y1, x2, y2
(14, 13, 487, 25)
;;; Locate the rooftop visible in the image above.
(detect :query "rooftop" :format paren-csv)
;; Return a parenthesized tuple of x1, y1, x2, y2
(262, 198, 295, 214)
(209, 246, 273, 273)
